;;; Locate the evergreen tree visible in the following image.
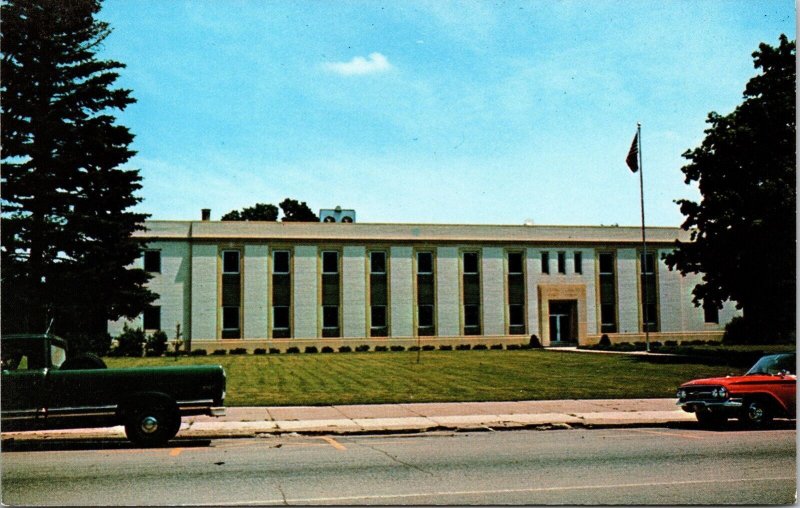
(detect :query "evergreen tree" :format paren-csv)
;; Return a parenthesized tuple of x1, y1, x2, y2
(1, 0, 155, 346)
(665, 35, 796, 342)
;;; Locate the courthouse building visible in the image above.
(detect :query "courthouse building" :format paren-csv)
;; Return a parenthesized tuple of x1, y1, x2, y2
(108, 213, 739, 350)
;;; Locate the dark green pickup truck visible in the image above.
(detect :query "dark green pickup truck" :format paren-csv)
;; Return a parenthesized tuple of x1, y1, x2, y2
(1, 334, 226, 446)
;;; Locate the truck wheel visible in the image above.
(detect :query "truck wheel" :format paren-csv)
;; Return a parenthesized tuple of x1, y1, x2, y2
(740, 400, 773, 428)
(124, 402, 181, 447)
(60, 353, 106, 370)
(696, 410, 726, 428)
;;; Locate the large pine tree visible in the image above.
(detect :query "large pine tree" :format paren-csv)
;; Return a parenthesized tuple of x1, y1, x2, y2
(1, 0, 155, 349)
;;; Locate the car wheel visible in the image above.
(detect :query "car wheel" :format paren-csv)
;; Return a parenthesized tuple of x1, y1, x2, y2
(124, 401, 181, 447)
(740, 400, 773, 428)
(695, 410, 726, 428)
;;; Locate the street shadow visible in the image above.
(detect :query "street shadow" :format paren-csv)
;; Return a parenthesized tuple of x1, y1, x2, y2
(1, 437, 212, 453)
(664, 419, 796, 432)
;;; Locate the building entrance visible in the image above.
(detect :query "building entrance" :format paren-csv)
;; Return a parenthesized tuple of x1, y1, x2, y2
(549, 300, 578, 343)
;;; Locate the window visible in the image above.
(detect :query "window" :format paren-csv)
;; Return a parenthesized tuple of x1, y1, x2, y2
(144, 250, 161, 273)
(557, 252, 566, 274)
(508, 252, 523, 274)
(541, 251, 550, 274)
(598, 252, 617, 333)
(222, 250, 240, 274)
(273, 250, 290, 273)
(464, 304, 481, 335)
(370, 251, 389, 337)
(322, 305, 339, 328)
(370, 251, 386, 274)
(222, 306, 239, 330)
(509, 304, 525, 327)
(417, 252, 433, 274)
(574, 252, 583, 274)
(640, 251, 659, 332)
(143, 305, 161, 331)
(273, 306, 290, 329)
(416, 252, 435, 336)
(322, 251, 339, 274)
(463, 252, 479, 274)
(704, 303, 720, 324)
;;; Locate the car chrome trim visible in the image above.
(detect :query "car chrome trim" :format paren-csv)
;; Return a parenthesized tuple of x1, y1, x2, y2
(209, 407, 226, 417)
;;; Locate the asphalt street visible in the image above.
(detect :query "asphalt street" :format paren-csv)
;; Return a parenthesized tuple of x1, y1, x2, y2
(2, 426, 795, 505)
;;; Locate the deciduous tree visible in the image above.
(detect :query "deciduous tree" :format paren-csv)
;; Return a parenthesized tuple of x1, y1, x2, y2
(665, 35, 796, 342)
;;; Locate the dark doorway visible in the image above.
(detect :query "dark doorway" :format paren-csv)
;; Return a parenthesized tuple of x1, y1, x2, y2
(549, 300, 578, 344)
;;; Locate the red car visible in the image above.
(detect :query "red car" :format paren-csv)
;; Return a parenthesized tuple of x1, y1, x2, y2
(677, 353, 796, 427)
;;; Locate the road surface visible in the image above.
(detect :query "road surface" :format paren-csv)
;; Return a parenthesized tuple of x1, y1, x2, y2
(2, 426, 796, 505)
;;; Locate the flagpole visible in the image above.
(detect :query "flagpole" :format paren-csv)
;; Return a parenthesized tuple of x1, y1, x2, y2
(637, 123, 650, 353)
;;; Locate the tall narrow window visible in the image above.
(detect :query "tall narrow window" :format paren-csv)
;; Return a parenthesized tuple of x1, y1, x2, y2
(143, 305, 161, 331)
(507, 252, 525, 335)
(462, 251, 481, 335)
(640, 251, 659, 332)
(598, 252, 617, 333)
(144, 250, 161, 273)
(557, 252, 566, 274)
(416, 252, 435, 336)
(541, 251, 550, 274)
(369, 251, 389, 337)
(221, 249, 241, 338)
(574, 251, 583, 274)
(321, 250, 340, 337)
(703, 302, 719, 324)
(272, 250, 291, 338)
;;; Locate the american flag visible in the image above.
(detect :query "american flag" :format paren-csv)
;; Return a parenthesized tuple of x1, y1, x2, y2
(626, 132, 639, 172)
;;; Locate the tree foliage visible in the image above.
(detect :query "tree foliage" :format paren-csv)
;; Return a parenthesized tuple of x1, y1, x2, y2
(1, 0, 155, 347)
(221, 203, 279, 221)
(665, 35, 796, 342)
(222, 199, 319, 222)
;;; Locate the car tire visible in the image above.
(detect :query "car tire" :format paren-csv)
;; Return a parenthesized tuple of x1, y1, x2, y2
(740, 400, 773, 428)
(695, 410, 726, 428)
(124, 400, 181, 447)
(60, 353, 107, 370)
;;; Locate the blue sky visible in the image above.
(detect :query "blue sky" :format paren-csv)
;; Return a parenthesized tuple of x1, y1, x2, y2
(99, 0, 795, 226)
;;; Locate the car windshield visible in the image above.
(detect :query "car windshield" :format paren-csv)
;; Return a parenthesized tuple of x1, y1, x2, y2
(746, 353, 796, 376)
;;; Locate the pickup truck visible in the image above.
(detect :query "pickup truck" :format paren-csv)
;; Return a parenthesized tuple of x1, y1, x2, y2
(1, 334, 226, 446)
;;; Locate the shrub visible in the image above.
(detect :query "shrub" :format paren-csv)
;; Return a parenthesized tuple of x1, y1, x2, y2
(338, 346, 352, 353)
(473, 344, 487, 350)
(374, 345, 388, 352)
(113, 325, 146, 357)
(422, 345, 436, 351)
(408, 345, 420, 351)
(390, 345, 405, 352)
(355, 345, 370, 352)
(286, 347, 300, 354)
(190, 349, 207, 356)
(63, 332, 112, 357)
(269, 348, 281, 354)
(529, 334, 542, 348)
(506, 344, 520, 350)
(304, 346, 318, 354)
(439, 345, 452, 351)
(212, 349, 227, 355)
(144, 330, 168, 357)
(321, 346, 334, 353)
(665, 340, 678, 347)
(599, 334, 611, 347)
(519, 343, 533, 350)
(650, 341, 663, 349)
(723, 316, 756, 344)
(230, 348, 248, 355)
(490, 344, 503, 350)
(456, 344, 471, 350)
(253, 348, 267, 355)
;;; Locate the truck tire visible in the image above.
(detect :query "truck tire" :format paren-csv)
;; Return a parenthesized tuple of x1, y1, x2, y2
(740, 399, 773, 428)
(124, 399, 181, 447)
(60, 353, 107, 370)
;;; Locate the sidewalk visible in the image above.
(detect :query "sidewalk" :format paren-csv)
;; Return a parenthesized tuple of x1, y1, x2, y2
(1, 399, 696, 442)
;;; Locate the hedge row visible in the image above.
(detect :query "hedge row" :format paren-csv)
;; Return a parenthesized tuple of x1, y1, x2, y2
(157, 343, 540, 357)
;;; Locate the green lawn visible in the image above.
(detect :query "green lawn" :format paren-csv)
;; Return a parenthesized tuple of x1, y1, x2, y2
(105, 350, 741, 407)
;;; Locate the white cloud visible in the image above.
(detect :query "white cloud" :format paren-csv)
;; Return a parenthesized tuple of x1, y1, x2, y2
(324, 52, 392, 76)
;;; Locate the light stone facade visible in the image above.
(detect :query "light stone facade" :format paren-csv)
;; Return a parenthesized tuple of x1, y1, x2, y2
(108, 221, 740, 349)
